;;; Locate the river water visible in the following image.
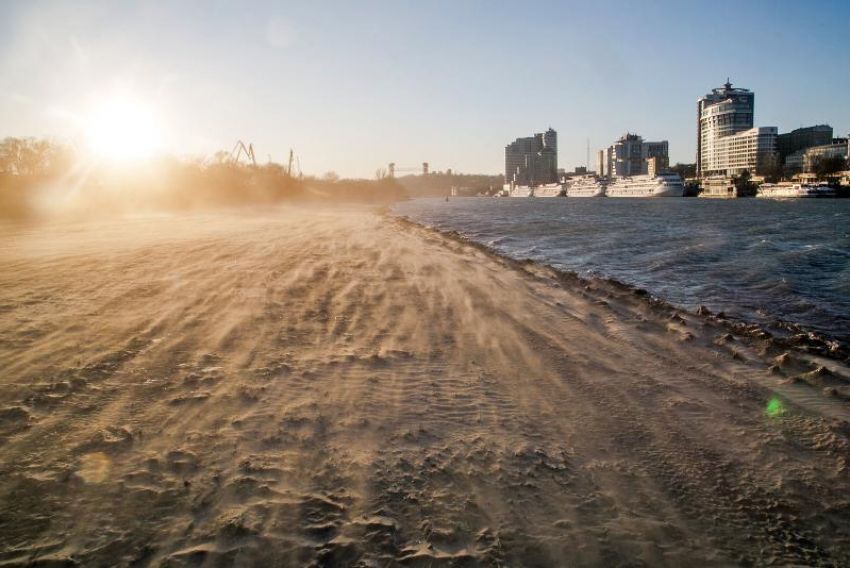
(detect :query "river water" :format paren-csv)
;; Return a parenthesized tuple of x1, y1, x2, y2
(392, 197, 850, 344)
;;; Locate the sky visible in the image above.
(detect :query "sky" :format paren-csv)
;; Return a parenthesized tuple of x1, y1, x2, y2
(1, 0, 848, 178)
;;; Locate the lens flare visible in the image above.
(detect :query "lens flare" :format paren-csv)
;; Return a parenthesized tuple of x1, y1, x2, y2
(765, 397, 785, 418)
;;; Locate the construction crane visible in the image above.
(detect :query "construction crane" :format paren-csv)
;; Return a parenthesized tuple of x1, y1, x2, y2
(285, 149, 302, 178)
(388, 162, 429, 178)
(229, 140, 257, 167)
(287, 149, 302, 177)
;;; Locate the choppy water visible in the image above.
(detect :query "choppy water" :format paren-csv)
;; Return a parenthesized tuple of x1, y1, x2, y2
(392, 197, 850, 344)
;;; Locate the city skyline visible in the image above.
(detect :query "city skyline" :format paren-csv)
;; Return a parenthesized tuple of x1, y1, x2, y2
(1, 0, 849, 178)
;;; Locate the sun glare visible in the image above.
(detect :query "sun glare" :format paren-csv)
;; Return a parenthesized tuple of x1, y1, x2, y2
(84, 95, 161, 162)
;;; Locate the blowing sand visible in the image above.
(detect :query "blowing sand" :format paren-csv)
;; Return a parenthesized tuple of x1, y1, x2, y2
(0, 206, 849, 566)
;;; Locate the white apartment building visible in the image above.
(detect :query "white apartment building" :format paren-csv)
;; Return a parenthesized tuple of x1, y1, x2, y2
(701, 127, 778, 178)
(697, 80, 778, 178)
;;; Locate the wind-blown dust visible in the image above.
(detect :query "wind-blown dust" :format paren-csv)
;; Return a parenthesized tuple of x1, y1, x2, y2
(0, 206, 848, 566)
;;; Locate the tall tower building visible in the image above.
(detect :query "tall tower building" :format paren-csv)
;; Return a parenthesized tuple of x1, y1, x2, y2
(697, 80, 755, 177)
(504, 128, 558, 186)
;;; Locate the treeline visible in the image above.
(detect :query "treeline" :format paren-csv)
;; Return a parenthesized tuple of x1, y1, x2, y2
(0, 137, 407, 219)
(395, 172, 503, 197)
(667, 158, 848, 184)
(807, 155, 848, 180)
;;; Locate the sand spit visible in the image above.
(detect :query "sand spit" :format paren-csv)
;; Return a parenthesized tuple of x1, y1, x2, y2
(0, 206, 848, 566)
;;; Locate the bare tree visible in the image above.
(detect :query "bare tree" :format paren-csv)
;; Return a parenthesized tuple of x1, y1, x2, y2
(210, 150, 231, 165)
(0, 137, 74, 176)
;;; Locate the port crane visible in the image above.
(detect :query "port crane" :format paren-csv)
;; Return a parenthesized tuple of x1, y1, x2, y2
(287, 149, 302, 178)
(227, 141, 303, 178)
(229, 140, 257, 167)
(388, 162, 429, 178)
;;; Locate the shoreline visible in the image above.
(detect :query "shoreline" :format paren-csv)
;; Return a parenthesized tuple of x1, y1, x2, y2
(389, 213, 850, 411)
(389, 202, 850, 362)
(1, 206, 849, 565)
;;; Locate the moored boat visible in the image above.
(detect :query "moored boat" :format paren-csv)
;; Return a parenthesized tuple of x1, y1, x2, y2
(756, 183, 835, 198)
(566, 176, 608, 197)
(508, 185, 533, 198)
(531, 183, 566, 197)
(606, 172, 685, 197)
(699, 177, 755, 198)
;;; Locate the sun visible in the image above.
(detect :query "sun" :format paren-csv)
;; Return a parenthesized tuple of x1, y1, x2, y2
(84, 95, 161, 162)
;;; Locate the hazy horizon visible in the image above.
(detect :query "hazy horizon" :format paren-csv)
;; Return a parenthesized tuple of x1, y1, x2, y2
(1, 0, 848, 178)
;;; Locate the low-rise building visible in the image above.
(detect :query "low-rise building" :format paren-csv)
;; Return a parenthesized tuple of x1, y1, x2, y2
(784, 150, 805, 173)
(803, 139, 849, 172)
(776, 125, 833, 161)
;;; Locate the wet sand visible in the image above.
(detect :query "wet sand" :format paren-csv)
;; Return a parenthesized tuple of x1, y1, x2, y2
(0, 206, 848, 566)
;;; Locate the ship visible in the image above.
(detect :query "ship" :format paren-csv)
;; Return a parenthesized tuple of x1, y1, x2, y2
(506, 183, 565, 197)
(756, 183, 835, 198)
(566, 176, 608, 197)
(531, 183, 566, 197)
(508, 185, 533, 197)
(606, 172, 685, 197)
(699, 177, 756, 198)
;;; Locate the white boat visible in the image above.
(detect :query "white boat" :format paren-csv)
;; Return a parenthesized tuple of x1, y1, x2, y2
(756, 183, 835, 198)
(566, 176, 608, 197)
(699, 177, 750, 198)
(507, 183, 565, 197)
(531, 183, 565, 197)
(606, 172, 685, 197)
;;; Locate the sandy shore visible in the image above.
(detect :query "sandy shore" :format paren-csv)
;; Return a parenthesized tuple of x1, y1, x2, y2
(1, 206, 849, 566)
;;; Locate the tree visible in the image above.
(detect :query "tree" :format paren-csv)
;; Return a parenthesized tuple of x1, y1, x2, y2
(211, 150, 231, 165)
(670, 163, 696, 180)
(760, 157, 784, 183)
(812, 155, 847, 180)
(375, 167, 389, 181)
(0, 137, 74, 176)
(322, 171, 340, 183)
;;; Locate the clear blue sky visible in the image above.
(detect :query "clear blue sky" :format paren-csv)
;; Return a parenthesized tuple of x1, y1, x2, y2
(1, 0, 848, 177)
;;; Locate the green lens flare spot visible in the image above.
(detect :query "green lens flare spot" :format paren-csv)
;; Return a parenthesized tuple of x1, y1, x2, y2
(766, 397, 785, 418)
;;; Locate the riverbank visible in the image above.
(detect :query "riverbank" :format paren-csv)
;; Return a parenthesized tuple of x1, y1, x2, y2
(393, 197, 850, 350)
(1, 206, 849, 565)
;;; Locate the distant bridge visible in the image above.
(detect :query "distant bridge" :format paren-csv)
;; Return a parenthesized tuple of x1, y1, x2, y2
(388, 162, 429, 177)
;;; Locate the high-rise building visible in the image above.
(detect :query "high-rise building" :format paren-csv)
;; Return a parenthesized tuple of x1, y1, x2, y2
(504, 128, 558, 186)
(697, 80, 777, 178)
(598, 134, 669, 178)
(595, 150, 606, 179)
(697, 80, 754, 175)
